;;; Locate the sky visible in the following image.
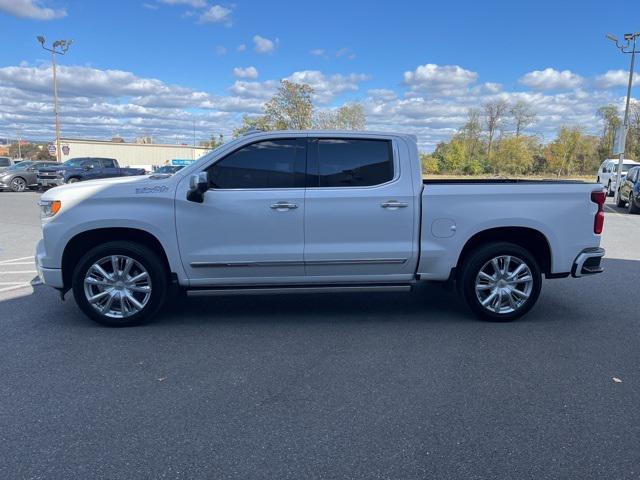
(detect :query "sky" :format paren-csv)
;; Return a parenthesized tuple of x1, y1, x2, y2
(0, 0, 638, 151)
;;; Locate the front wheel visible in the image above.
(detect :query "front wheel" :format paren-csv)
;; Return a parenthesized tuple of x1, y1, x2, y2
(66, 177, 79, 184)
(607, 181, 614, 197)
(10, 177, 27, 192)
(629, 194, 640, 214)
(459, 242, 542, 322)
(617, 191, 627, 207)
(72, 241, 168, 327)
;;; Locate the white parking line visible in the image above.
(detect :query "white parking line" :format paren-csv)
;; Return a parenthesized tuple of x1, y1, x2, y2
(0, 270, 38, 274)
(0, 282, 40, 294)
(0, 261, 35, 265)
(0, 256, 34, 265)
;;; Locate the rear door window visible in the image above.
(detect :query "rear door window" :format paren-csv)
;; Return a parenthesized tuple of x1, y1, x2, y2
(311, 138, 394, 188)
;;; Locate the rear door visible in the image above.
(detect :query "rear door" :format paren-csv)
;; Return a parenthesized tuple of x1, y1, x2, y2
(100, 158, 120, 178)
(303, 136, 417, 281)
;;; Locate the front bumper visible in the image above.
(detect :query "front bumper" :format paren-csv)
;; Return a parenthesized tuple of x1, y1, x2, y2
(35, 240, 64, 288)
(571, 247, 605, 277)
(38, 177, 64, 187)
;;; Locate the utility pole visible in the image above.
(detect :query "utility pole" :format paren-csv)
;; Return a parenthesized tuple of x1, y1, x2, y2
(37, 36, 73, 162)
(605, 32, 638, 204)
(16, 129, 22, 160)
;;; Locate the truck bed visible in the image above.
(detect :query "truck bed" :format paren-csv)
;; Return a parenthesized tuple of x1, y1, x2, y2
(423, 178, 593, 185)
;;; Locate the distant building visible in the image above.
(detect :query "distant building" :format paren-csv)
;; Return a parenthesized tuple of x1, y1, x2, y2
(111, 136, 125, 143)
(58, 138, 212, 171)
(135, 136, 154, 144)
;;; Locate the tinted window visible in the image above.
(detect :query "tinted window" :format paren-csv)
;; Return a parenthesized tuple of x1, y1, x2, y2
(82, 159, 101, 169)
(0, 158, 11, 167)
(315, 139, 393, 187)
(208, 139, 303, 189)
(101, 159, 117, 168)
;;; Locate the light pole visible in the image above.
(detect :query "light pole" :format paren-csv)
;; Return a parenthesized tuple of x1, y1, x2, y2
(605, 32, 638, 204)
(37, 36, 73, 162)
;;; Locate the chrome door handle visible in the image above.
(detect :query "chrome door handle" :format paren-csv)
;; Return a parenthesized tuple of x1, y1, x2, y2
(381, 201, 408, 209)
(270, 201, 298, 210)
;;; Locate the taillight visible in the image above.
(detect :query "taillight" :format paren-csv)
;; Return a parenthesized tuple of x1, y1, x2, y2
(591, 190, 606, 234)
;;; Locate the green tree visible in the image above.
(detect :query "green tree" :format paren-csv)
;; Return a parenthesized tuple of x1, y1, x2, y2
(597, 104, 621, 158)
(200, 133, 224, 149)
(510, 100, 536, 137)
(484, 99, 509, 163)
(545, 127, 583, 177)
(314, 103, 366, 130)
(491, 136, 535, 175)
(420, 153, 440, 174)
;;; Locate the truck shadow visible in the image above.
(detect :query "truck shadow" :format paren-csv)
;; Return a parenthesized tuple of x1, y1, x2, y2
(0, 257, 636, 328)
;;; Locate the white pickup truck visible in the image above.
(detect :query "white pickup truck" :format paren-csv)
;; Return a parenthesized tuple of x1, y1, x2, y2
(36, 130, 606, 327)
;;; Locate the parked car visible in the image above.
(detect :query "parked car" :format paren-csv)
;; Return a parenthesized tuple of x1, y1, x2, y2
(0, 160, 58, 192)
(0, 156, 14, 173)
(617, 166, 640, 213)
(597, 158, 640, 196)
(154, 165, 185, 175)
(36, 130, 606, 327)
(37, 157, 145, 188)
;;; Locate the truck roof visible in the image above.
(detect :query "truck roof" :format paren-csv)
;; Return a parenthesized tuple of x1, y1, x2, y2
(243, 129, 418, 143)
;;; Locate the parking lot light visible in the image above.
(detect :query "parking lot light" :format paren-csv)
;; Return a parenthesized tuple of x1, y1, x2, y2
(605, 32, 638, 204)
(36, 36, 73, 163)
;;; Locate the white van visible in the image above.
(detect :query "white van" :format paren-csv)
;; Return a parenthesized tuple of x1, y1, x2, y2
(597, 158, 640, 196)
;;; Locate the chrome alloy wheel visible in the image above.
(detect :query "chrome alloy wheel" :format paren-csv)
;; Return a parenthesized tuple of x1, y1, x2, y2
(83, 255, 152, 318)
(474, 255, 533, 314)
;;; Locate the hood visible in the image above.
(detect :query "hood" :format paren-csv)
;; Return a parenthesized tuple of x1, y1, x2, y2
(38, 165, 68, 173)
(0, 166, 10, 173)
(41, 174, 175, 203)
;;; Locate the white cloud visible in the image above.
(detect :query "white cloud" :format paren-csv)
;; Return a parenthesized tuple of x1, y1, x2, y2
(142, 2, 158, 9)
(158, 0, 207, 7)
(233, 66, 259, 79)
(198, 4, 232, 25)
(519, 68, 583, 90)
(253, 35, 278, 54)
(286, 70, 370, 104)
(310, 49, 325, 56)
(0, 62, 628, 153)
(229, 80, 278, 99)
(0, 0, 66, 20)
(236, 44, 246, 52)
(215, 45, 227, 56)
(595, 69, 637, 89)
(403, 64, 478, 95)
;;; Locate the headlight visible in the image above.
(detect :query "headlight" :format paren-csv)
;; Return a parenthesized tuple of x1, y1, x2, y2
(39, 200, 62, 218)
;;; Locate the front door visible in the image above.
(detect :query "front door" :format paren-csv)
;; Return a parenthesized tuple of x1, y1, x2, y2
(175, 137, 307, 286)
(304, 137, 417, 281)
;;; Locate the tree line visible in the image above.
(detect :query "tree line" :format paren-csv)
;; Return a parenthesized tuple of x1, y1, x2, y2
(422, 100, 640, 177)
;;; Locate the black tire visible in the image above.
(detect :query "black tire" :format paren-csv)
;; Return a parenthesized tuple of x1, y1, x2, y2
(72, 241, 168, 327)
(10, 177, 27, 192)
(629, 194, 640, 214)
(67, 177, 80, 184)
(617, 192, 626, 208)
(607, 181, 614, 197)
(459, 242, 542, 322)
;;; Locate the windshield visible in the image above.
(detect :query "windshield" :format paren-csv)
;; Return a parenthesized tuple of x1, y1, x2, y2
(62, 158, 85, 168)
(614, 164, 637, 173)
(7, 161, 34, 171)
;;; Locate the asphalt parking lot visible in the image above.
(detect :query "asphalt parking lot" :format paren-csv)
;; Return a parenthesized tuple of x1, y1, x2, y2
(1, 190, 639, 479)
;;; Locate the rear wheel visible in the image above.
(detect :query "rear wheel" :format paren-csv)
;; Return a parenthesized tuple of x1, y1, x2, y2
(617, 191, 627, 207)
(10, 177, 27, 192)
(67, 177, 79, 184)
(72, 241, 168, 327)
(459, 242, 542, 322)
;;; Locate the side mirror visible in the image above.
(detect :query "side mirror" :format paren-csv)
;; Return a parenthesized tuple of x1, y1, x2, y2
(83, 165, 92, 171)
(27, 167, 36, 172)
(187, 172, 209, 203)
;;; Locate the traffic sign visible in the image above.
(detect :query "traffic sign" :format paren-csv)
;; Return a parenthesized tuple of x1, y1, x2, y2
(48, 144, 56, 155)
